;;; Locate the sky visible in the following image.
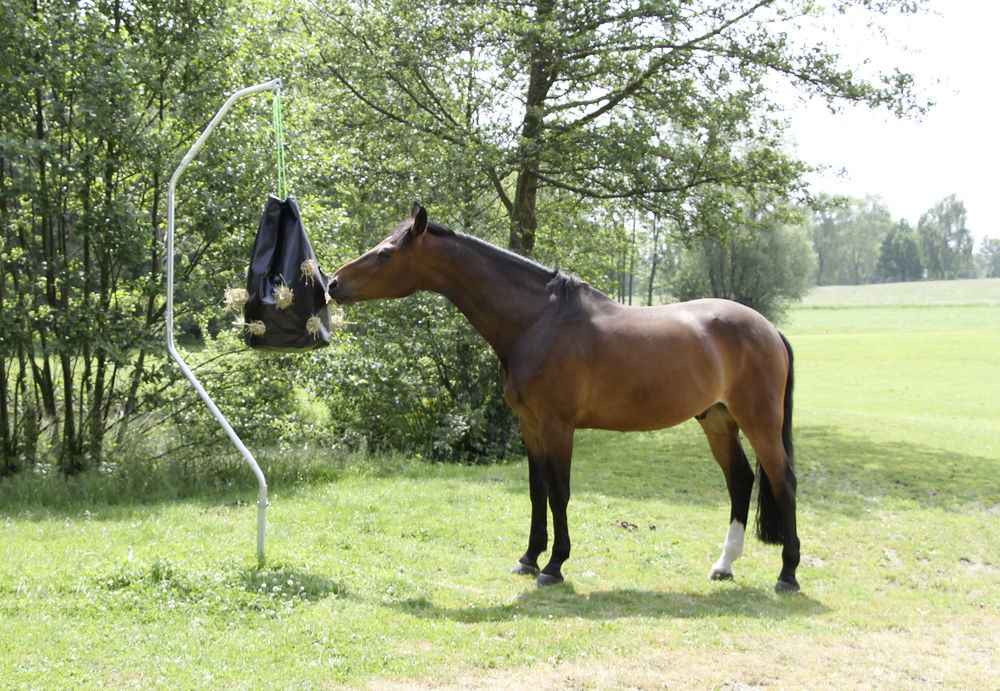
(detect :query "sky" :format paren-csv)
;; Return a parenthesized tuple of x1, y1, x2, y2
(783, 0, 997, 243)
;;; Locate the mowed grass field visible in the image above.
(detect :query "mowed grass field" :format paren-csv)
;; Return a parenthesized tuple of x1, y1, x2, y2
(2, 279, 998, 688)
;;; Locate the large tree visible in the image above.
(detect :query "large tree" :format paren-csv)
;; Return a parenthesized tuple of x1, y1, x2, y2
(977, 237, 1000, 279)
(810, 195, 895, 285)
(876, 219, 922, 282)
(304, 0, 926, 256)
(917, 194, 975, 280)
(671, 198, 816, 321)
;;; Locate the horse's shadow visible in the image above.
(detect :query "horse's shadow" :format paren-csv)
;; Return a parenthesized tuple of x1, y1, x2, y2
(393, 582, 829, 623)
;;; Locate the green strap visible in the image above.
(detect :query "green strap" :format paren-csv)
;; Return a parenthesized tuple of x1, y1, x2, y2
(272, 89, 287, 199)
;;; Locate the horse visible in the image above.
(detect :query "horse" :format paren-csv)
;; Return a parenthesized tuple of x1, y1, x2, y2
(328, 204, 800, 594)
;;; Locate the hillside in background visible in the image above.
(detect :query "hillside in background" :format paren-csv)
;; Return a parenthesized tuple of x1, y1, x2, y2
(798, 278, 1000, 307)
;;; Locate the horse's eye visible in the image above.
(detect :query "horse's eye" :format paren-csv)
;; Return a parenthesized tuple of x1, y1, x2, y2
(377, 248, 392, 260)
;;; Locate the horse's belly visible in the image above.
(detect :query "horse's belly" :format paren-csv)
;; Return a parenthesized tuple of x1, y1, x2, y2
(574, 373, 716, 432)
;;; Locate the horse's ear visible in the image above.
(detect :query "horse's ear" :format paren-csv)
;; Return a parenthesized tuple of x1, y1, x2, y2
(411, 203, 427, 236)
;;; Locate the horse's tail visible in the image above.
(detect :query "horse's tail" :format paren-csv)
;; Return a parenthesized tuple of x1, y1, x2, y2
(755, 331, 795, 545)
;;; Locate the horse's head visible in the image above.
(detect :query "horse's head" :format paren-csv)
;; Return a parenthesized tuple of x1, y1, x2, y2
(328, 203, 429, 306)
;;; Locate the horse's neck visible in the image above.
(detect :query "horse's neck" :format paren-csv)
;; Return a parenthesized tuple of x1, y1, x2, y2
(423, 235, 552, 358)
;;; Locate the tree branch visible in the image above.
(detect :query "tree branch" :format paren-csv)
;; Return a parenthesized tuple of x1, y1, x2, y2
(554, 0, 776, 132)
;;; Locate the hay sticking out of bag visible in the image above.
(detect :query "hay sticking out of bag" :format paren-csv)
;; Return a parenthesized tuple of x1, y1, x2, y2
(224, 287, 249, 311)
(329, 308, 345, 333)
(232, 314, 246, 331)
(305, 314, 322, 338)
(300, 258, 318, 286)
(247, 320, 266, 336)
(273, 282, 294, 309)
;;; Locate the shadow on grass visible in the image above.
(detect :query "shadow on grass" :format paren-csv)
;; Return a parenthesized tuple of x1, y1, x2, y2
(557, 425, 999, 516)
(0, 448, 424, 521)
(4, 422, 995, 523)
(393, 581, 828, 624)
(794, 425, 999, 516)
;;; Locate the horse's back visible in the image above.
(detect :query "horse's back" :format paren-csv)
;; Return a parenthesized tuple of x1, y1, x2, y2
(565, 297, 788, 431)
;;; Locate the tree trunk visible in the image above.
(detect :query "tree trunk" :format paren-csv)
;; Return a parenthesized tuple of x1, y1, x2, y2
(507, 0, 554, 256)
(646, 215, 660, 306)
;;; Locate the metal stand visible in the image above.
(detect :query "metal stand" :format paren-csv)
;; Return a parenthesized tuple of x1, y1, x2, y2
(165, 79, 282, 567)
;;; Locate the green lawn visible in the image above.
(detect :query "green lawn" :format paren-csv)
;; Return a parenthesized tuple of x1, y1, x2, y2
(2, 281, 998, 688)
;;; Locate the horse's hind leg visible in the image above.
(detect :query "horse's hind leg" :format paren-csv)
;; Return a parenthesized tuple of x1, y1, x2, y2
(741, 425, 800, 594)
(697, 404, 754, 581)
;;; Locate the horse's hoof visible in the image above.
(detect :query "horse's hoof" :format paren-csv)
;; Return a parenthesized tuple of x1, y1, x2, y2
(535, 572, 564, 587)
(774, 578, 800, 594)
(709, 568, 734, 581)
(510, 561, 540, 577)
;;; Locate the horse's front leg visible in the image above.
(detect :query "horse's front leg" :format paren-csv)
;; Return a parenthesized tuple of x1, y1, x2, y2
(535, 422, 574, 586)
(510, 454, 547, 577)
(536, 460, 571, 586)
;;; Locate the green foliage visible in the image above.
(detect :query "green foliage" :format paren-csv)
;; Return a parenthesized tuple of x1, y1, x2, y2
(875, 219, 923, 282)
(810, 194, 895, 285)
(917, 194, 975, 280)
(812, 194, 985, 285)
(1, 0, 935, 477)
(300, 0, 924, 254)
(0, 0, 278, 472)
(326, 297, 521, 463)
(671, 201, 816, 322)
(977, 237, 1000, 278)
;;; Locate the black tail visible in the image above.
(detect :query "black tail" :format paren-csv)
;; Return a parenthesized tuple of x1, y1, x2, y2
(755, 332, 795, 545)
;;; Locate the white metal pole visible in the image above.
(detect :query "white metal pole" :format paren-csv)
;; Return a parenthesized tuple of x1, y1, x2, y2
(166, 78, 281, 568)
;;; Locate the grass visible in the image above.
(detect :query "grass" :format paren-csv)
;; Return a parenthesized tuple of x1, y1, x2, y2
(799, 277, 1000, 307)
(2, 280, 999, 688)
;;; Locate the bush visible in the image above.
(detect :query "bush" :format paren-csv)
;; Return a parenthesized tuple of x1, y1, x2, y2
(157, 294, 521, 467)
(325, 296, 521, 464)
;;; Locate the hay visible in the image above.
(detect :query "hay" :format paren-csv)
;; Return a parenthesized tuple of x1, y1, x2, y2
(300, 258, 318, 286)
(247, 320, 266, 336)
(329, 309, 345, 332)
(224, 287, 249, 311)
(305, 314, 322, 337)
(273, 282, 294, 309)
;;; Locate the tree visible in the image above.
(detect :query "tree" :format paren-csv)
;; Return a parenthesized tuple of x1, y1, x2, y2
(303, 0, 927, 257)
(671, 199, 816, 322)
(976, 237, 1000, 279)
(876, 220, 922, 282)
(917, 195, 975, 280)
(811, 195, 848, 286)
(843, 197, 895, 284)
(810, 195, 894, 285)
(0, 0, 268, 473)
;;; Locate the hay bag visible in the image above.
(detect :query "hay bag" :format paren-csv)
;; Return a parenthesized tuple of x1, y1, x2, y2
(241, 195, 334, 352)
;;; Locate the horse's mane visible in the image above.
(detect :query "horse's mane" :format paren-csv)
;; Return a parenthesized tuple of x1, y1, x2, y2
(423, 220, 583, 301)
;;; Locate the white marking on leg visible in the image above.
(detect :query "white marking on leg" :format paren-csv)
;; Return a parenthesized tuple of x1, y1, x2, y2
(710, 520, 746, 578)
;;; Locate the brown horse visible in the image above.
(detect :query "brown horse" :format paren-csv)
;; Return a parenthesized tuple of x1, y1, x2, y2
(329, 204, 800, 593)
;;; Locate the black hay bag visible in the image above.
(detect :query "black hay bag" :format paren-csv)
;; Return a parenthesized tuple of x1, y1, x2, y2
(244, 195, 332, 352)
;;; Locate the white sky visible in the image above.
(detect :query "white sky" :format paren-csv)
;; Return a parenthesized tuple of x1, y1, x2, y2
(783, 0, 997, 243)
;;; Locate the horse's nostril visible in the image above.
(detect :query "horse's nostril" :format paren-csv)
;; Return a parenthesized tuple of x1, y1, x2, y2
(328, 277, 339, 291)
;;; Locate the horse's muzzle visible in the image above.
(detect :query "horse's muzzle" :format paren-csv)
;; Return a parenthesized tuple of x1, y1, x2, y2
(326, 276, 353, 306)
